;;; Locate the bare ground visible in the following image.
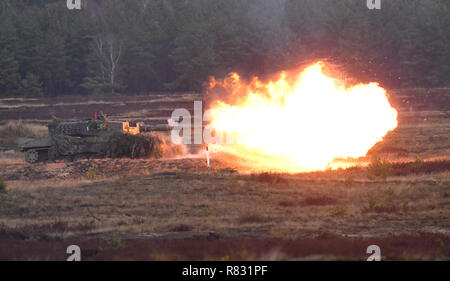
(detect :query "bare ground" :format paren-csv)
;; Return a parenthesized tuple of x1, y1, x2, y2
(0, 92, 449, 260)
(1, 155, 449, 260)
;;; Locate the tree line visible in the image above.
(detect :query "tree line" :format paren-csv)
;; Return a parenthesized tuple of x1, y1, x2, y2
(0, 0, 449, 97)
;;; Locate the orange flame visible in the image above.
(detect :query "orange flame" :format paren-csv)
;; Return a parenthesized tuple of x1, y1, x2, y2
(207, 62, 398, 172)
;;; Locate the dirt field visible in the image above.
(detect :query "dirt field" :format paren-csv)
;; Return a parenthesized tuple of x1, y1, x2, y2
(0, 90, 449, 260)
(0, 93, 201, 126)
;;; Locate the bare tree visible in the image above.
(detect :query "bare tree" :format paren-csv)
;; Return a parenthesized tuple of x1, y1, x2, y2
(92, 34, 122, 94)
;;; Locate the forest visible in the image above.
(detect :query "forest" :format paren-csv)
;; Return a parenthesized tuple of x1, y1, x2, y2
(0, 0, 449, 97)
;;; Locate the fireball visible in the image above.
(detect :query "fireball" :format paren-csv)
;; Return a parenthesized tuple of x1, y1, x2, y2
(206, 62, 398, 172)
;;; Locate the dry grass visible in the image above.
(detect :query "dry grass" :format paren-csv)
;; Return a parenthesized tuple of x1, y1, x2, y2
(0, 167, 448, 240)
(369, 115, 450, 160)
(0, 121, 47, 147)
(0, 93, 201, 110)
(0, 150, 25, 165)
(0, 174, 6, 193)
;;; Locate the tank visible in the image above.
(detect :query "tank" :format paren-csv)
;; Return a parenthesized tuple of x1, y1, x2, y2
(18, 115, 172, 163)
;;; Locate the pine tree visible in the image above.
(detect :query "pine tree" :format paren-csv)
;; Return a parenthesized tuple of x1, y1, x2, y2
(64, 9, 95, 95)
(0, 12, 21, 97)
(20, 73, 43, 97)
(166, 1, 216, 91)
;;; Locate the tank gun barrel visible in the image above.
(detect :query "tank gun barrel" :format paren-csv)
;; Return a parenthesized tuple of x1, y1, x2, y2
(140, 124, 173, 132)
